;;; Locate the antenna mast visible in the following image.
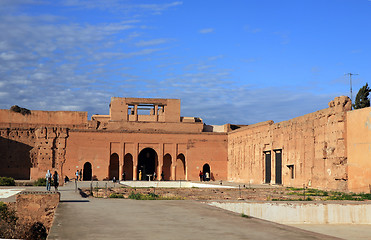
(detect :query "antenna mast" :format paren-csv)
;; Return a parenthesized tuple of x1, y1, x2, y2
(345, 73, 358, 107)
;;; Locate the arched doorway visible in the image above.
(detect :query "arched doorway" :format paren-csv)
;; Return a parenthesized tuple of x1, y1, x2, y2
(162, 154, 172, 181)
(202, 163, 210, 181)
(138, 148, 158, 181)
(83, 162, 92, 181)
(109, 153, 119, 180)
(176, 154, 186, 180)
(123, 153, 133, 180)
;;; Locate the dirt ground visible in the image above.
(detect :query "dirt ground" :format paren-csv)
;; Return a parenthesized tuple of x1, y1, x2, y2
(81, 184, 371, 201)
(83, 186, 322, 201)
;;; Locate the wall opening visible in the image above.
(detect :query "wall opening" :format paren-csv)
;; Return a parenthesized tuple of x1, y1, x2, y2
(275, 150, 282, 184)
(137, 104, 155, 115)
(264, 151, 271, 184)
(157, 105, 164, 115)
(128, 105, 134, 115)
(138, 148, 158, 181)
(202, 163, 210, 181)
(109, 153, 119, 180)
(123, 153, 133, 180)
(162, 154, 172, 180)
(175, 154, 186, 180)
(287, 164, 294, 179)
(83, 162, 92, 181)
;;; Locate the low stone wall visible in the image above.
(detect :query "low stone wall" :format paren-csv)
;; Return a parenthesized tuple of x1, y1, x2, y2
(16, 192, 60, 231)
(208, 201, 371, 224)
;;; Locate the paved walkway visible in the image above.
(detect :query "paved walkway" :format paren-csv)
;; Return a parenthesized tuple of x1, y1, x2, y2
(2, 181, 370, 239)
(46, 181, 340, 240)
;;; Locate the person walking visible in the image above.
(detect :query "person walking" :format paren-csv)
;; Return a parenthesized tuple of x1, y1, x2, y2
(79, 169, 82, 181)
(75, 170, 79, 181)
(53, 171, 59, 191)
(139, 170, 142, 181)
(205, 171, 210, 181)
(45, 170, 52, 191)
(122, 171, 126, 181)
(199, 171, 203, 182)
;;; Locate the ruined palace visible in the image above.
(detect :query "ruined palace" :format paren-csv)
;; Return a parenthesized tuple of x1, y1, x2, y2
(0, 96, 370, 193)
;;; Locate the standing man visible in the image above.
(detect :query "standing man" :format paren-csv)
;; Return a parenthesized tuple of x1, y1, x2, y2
(45, 170, 52, 191)
(199, 171, 203, 182)
(53, 171, 59, 191)
(75, 170, 79, 181)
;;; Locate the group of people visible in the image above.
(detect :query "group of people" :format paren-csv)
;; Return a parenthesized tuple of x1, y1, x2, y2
(45, 170, 59, 191)
(199, 171, 210, 182)
(137, 170, 165, 181)
(46, 170, 211, 186)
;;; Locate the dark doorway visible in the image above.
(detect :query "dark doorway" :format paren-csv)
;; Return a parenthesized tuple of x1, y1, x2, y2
(162, 154, 172, 180)
(265, 151, 271, 184)
(138, 148, 158, 181)
(176, 154, 186, 180)
(109, 153, 119, 180)
(123, 154, 133, 180)
(275, 150, 282, 184)
(202, 163, 210, 181)
(83, 162, 92, 181)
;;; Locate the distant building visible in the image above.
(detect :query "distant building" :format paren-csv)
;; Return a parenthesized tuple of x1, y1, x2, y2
(0, 96, 370, 192)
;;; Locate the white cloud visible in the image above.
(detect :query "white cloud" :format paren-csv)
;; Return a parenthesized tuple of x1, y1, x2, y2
(199, 28, 214, 34)
(135, 38, 171, 47)
(61, 0, 182, 15)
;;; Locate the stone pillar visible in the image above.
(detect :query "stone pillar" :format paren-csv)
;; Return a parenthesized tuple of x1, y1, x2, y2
(171, 165, 176, 181)
(155, 105, 159, 122)
(119, 164, 123, 181)
(133, 165, 137, 180)
(134, 104, 138, 121)
(133, 143, 138, 180)
(157, 143, 163, 180)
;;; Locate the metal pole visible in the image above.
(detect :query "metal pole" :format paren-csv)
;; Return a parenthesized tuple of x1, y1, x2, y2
(345, 73, 358, 108)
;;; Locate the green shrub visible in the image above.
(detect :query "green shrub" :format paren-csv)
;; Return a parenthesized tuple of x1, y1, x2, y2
(109, 193, 125, 198)
(0, 177, 15, 186)
(128, 192, 159, 200)
(33, 178, 47, 186)
(0, 201, 18, 237)
(241, 213, 251, 218)
(358, 193, 371, 200)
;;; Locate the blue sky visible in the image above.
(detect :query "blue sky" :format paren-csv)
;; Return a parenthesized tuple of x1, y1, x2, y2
(0, 0, 370, 125)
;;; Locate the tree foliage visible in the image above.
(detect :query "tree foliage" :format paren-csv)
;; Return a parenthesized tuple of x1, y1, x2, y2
(353, 83, 370, 109)
(10, 105, 31, 115)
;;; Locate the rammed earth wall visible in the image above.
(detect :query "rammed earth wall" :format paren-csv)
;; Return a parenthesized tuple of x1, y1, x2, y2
(228, 96, 351, 191)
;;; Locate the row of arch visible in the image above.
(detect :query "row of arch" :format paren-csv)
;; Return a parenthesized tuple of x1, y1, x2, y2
(82, 147, 189, 181)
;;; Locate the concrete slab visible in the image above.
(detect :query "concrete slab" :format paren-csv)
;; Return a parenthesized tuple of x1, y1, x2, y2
(0, 189, 24, 198)
(48, 197, 341, 239)
(288, 224, 371, 240)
